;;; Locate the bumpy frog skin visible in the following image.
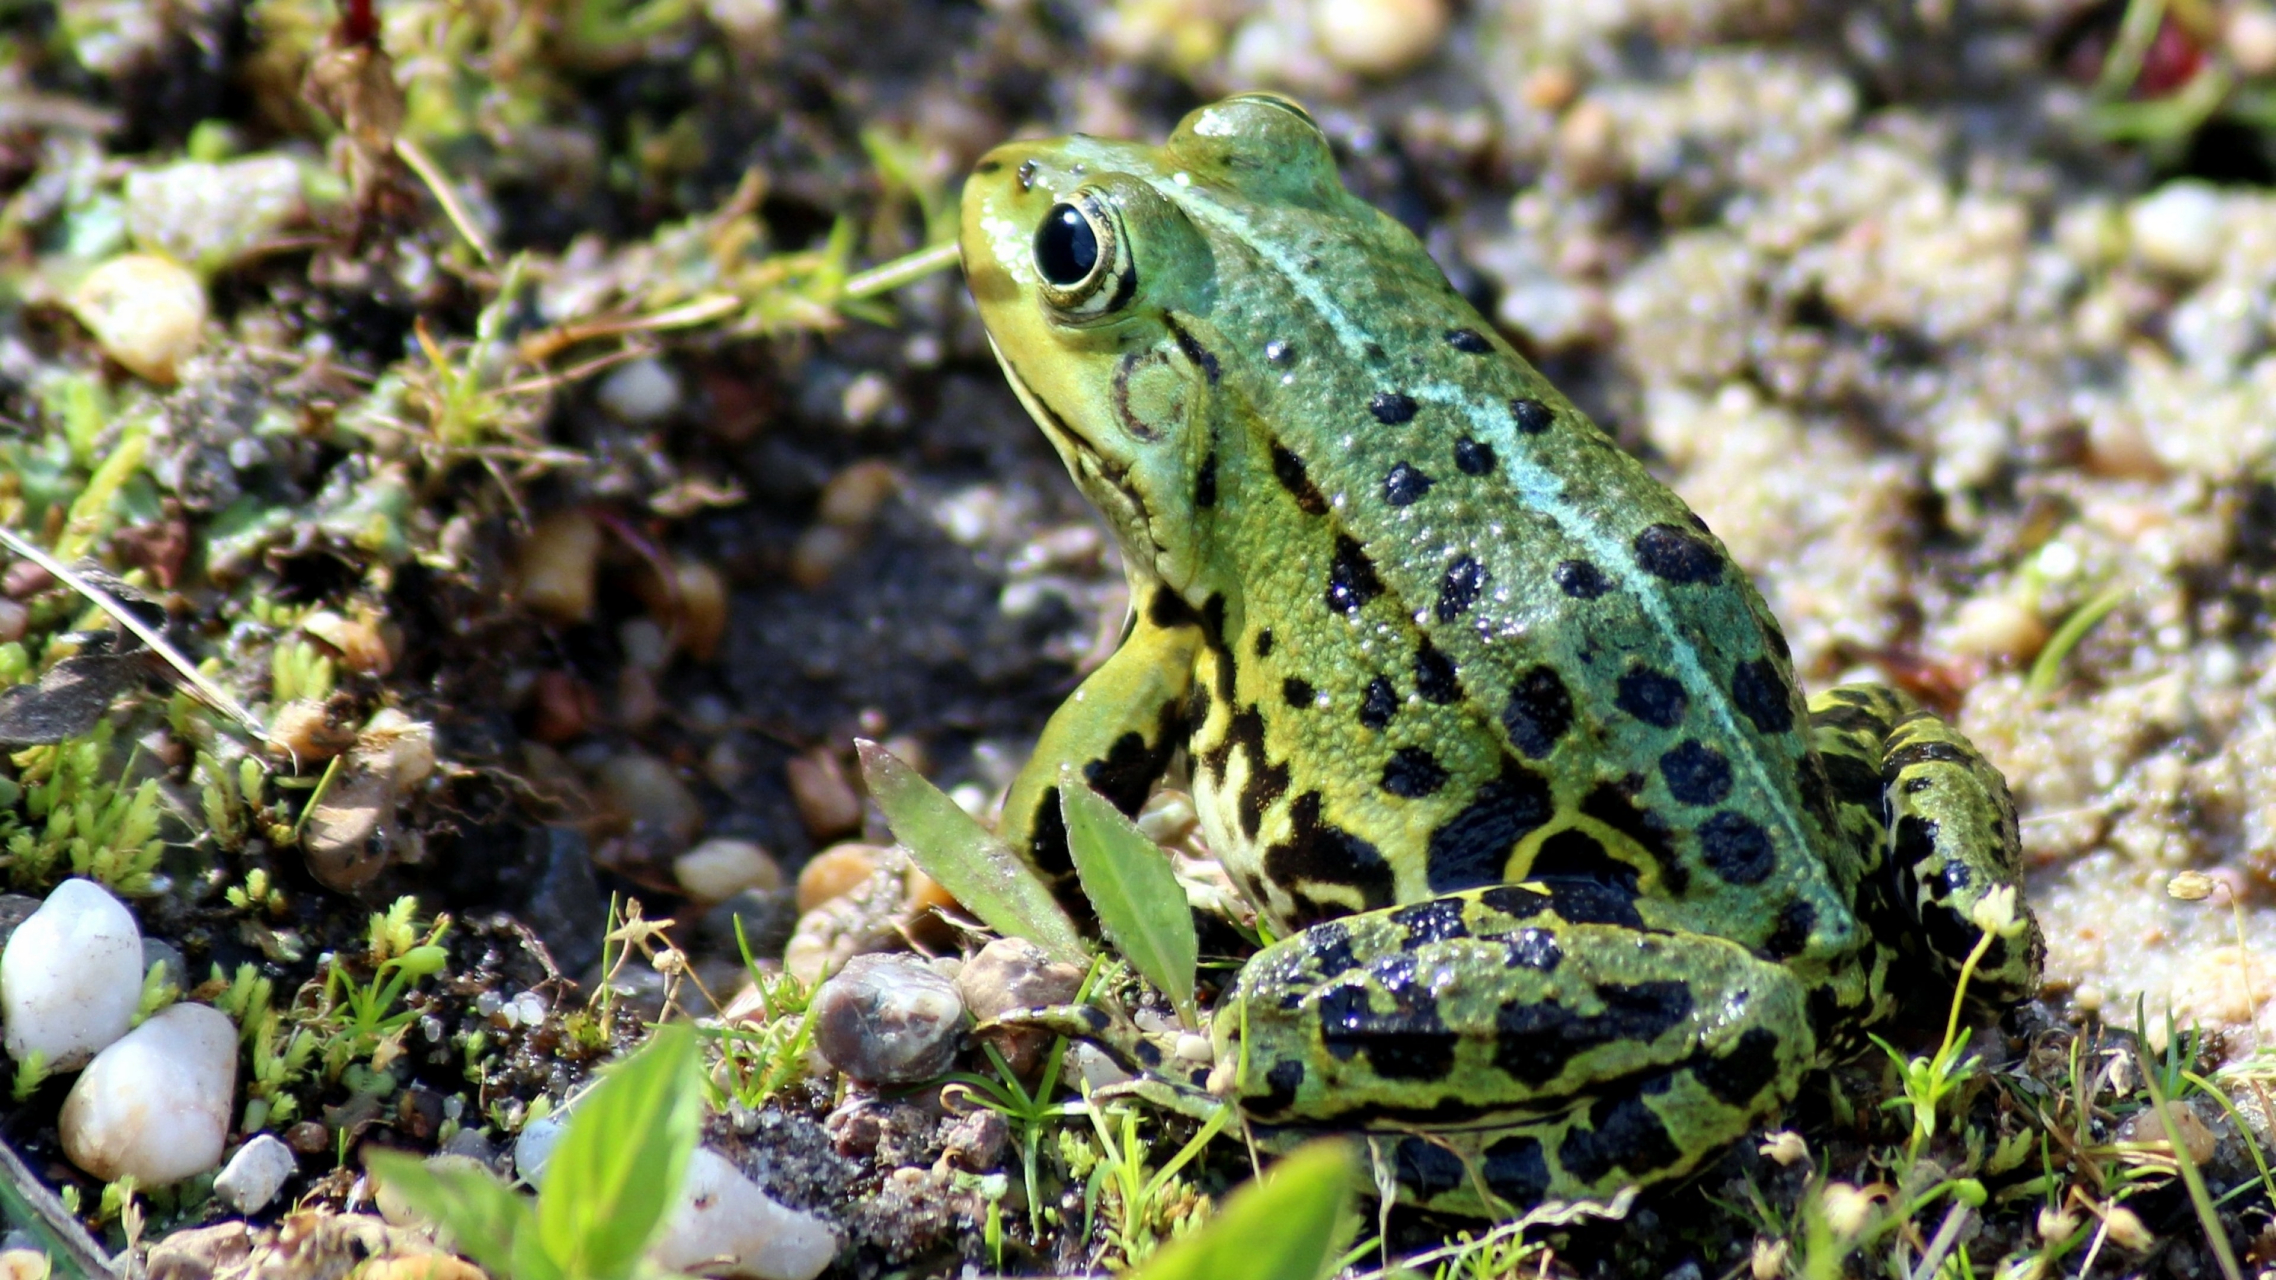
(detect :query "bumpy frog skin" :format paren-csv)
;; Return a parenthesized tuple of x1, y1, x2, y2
(958, 94, 2043, 1216)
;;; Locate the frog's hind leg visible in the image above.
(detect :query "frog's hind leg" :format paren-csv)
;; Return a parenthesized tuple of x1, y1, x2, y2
(1808, 685, 2044, 1009)
(1227, 889, 1822, 1215)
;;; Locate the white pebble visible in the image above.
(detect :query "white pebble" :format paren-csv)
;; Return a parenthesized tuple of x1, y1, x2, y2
(2128, 182, 2226, 279)
(2, 878, 143, 1070)
(68, 253, 207, 384)
(513, 1113, 566, 1187)
(212, 1134, 296, 1213)
(597, 357, 683, 424)
(650, 1148, 839, 1280)
(59, 1003, 237, 1184)
(1311, 0, 1448, 76)
(675, 839, 782, 903)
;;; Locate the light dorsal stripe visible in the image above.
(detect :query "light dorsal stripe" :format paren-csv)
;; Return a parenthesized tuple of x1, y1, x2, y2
(1173, 182, 1812, 861)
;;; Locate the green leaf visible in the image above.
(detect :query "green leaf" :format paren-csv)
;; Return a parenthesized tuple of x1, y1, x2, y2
(855, 739, 1087, 962)
(1129, 1141, 1355, 1280)
(533, 1022, 703, 1280)
(366, 1150, 549, 1280)
(1059, 770, 1197, 1023)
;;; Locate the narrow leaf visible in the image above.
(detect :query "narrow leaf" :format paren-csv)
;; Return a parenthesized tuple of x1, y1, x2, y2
(855, 739, 1087, 962)
(1059, 770, 1198, 1022)
(533, 1022, 703, 1280)
(366, 1150, 547, 1280)
(1129, 1141, 1355, 1280)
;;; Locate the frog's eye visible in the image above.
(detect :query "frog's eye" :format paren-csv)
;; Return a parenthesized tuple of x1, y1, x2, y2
(1032, 192, 1134, 321)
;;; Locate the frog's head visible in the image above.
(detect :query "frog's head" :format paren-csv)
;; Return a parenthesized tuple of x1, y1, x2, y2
(959, 94, 1338, 594)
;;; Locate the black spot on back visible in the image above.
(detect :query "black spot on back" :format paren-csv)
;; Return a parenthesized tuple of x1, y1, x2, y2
(1510, 397, 1553, 434)
(1254, 628, 1274, 657)
(1692, 1027, 1784, 1108)
(1085, 699, 1186, 813)
(1264, 792, 1397, 924)
(1436, 555, 1487, 620)
(1426, 761, 1554, 892)
(1580, 782, 1690, 898)
(1482, 1135, 1551, 1206)
(1553, 559, 1611, 599)
(1504, 928, 1561, 971)
(1698, 811, 1775, 884)
(1615, 666, 1688, 727)
(1886, 740, 1974, 771)
(1370, 391, 1419, 424)
(1395, 1137, 1466, 1198)
(1265, 339, 1294, 363)
(1527, 828, 1639, 894)
(1415, 638, 1460, 704)
(1558, 1085, 1686, 1183)
(1494, 982, 1692, 1087)
(1446, 328, 1492, 354)
(1731, 657, 1794, 735)
(1381, 746, 1450, 798)
(1763, 899, 1816, 960)
(1253, 1057, 1305, 1117)
(1272, 443, 1329, 514)
(1892, 814, 1939, 868)
(1632, 523, 1723, 584)
(1360, 676, 1398, 729)
(1318, 954, 1453, 1079)
(1327, 536, 1384, 615)
(1545, 880, 1645, 927)
(1383, 462, 1434, 506)
(1283, 676, 1316, 708)
(1658, 740, 1733, 806)
(1822, 751, 1884, 811)
(1148, 589, 1198, 630)
(1453, 437, 1496, 475)
(1500, 665, 1573, 760)
(1195, 450, 1217, 508)
(1391, 898, 1469, 943)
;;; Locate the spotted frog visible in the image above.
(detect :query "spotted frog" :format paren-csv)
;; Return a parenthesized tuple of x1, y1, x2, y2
(958, 94, 2043, 1216)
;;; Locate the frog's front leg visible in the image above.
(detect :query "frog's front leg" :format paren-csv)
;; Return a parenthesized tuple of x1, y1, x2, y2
(998, 588, 1202, 885)
(1808, 685, 2044, 1009)
(1225, 886, 1819, 1214)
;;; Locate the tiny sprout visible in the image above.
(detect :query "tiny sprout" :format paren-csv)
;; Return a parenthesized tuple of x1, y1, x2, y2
(1817, 1181, 1882, 1238)
(1757, 1130, 1808, 1166)
(2101, 1203, 2153, 1252)
(395, 945, 449, 978)
(2167, 870, 2219, 902)
(1969, 884, 2026, 939)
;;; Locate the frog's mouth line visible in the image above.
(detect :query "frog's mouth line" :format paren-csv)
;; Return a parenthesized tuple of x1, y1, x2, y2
(989, 339, 1159, 552)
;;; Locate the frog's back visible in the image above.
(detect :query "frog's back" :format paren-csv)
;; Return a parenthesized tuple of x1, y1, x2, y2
(1153, 109, 1859, 967)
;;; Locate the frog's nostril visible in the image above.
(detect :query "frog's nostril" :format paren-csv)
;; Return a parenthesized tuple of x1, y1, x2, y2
(1035, 203, 1100, 286)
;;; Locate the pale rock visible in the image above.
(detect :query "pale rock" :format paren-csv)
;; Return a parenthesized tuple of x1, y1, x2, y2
(68, 253, 207, 384)
(60, 1003, 237, 1184)
(213, 1133, 296, 1213)
(2, 877, 143, 1069)
(650, 1149, 838, 1280)
(596, 357, 682, 425)
(1311, 0, 1447, 76)
(124, 156, 304, 271)
(674, 839, 782, 903)
(2129, 182, 2226, 279)
(513, 1113, 566, 1187)
(810, 953, 964, 1083)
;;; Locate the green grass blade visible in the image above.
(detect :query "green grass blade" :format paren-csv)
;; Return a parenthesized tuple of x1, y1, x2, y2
(366, 1151, 549, 1280)
(533, 1022, 702, 1280)
(855, 739, 1088, 962)
(1129, 1141, 1355, 1280)
(1060, 770, 1197, 1023)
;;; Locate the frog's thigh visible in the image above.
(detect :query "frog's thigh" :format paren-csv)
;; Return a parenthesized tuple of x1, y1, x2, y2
(1808, 684, 2043, 1004)
(1233, 893, 1818, 1209)
(999, 594, 1202, 879)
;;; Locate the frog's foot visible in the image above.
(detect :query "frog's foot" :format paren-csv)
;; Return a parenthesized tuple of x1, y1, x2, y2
(979, 1000, 1216, 1094)
(1223, 888, 1821, 1217)
(1809, 685, 2045, 1008)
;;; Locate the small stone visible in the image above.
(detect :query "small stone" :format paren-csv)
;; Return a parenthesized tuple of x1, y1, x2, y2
(675, 838, 782, 903)
(147, 1222, 253, 1280)
(649, 1148, 839, 1280)
(2128, 181, 2226, 278)
(954, 938, 1084, 1075)
(513, 1113, 566, 1187)
(213, 1133, 297, 1213)
(59, 1002, 237, 1184)
(0, 1250, 44, 1280)
(810, 953, 965, 1084)
(785, 753, 862, 841)
(0, 600, 25, 644)
(2, 877, 143, 1069)
(515, 509, 602, 625)
(1311, 0, 1447, 75)
(596, 357, 683, 425)
(69, 253, 207, 384)
(124, 155, 304, 272)
(815, 461, 899, 528)
(594, 753, 705, 846)
(2231, 5, 2276, 76)
(1944, 595, 2047, 664)
(286, 1121, 330, 1154)
(795, 843, 881, 913)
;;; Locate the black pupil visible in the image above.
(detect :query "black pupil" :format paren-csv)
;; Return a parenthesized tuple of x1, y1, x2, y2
(1035, 204, 1100, 287)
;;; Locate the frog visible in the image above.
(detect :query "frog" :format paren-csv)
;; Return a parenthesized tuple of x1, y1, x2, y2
(956, 92, 2044, 1217)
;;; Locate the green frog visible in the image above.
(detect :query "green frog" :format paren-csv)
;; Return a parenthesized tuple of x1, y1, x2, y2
(958, 93, 2043, 1216)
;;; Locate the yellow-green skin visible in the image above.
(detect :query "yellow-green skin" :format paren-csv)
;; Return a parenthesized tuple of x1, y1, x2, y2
(959, 94, 2044, 1216)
